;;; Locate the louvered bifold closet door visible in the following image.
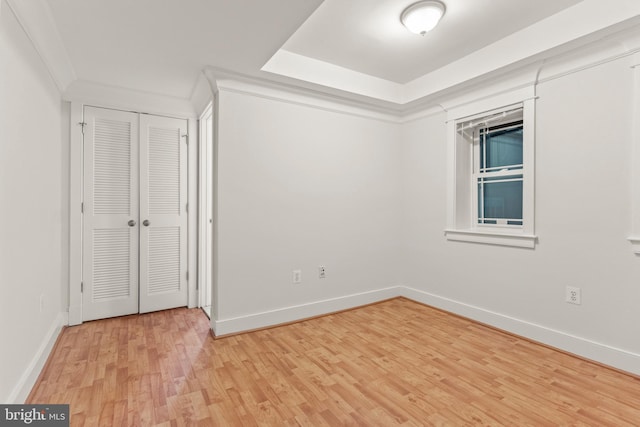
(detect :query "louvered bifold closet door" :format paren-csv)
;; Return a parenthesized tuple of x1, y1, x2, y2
(138, 114, 188, 313)
(82, 107, 139, 321)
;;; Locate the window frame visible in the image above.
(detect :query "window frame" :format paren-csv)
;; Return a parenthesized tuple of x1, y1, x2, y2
(473, 116, 524, 228)
(445, 89, 537, 249)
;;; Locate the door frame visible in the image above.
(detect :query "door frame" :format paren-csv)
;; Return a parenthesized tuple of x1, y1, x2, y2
(198, 102, 213, 313)
(68, 99, 198, 325)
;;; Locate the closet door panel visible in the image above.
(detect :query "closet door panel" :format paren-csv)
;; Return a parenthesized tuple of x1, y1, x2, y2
(82, 107, 139, 321)
(139, 114, 188, 313)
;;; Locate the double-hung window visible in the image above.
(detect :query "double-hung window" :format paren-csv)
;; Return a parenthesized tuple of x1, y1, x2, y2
(474, 113, 523, 227)
(445, 91, 536, 248)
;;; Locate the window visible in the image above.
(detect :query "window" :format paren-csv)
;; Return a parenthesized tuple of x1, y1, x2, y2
(445, 90, 536, 248)
(473, 112, 523, 227)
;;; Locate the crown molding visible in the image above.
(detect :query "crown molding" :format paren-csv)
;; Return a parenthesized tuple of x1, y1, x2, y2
(206, 66, 404, 123)
(262, 49, 404, 104)
(5, 0, 75, 92)
(216, 75, 403, 124)
(189, 71, 215, 118)
(63, 80, 196, 119)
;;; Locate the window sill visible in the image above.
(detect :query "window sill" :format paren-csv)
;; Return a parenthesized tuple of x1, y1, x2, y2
(445, 229, 537, 249)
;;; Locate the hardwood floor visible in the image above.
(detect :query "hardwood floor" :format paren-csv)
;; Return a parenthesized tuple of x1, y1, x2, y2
(28, 298, 640, 426)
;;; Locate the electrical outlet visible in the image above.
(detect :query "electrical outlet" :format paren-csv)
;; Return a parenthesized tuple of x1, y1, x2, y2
(292, 269, 302, 284)
(318, 265, 326, 279)
(566, 286, 581, 305)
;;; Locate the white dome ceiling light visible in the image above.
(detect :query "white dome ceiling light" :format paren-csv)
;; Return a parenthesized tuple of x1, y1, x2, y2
(401, 1, 446, 35)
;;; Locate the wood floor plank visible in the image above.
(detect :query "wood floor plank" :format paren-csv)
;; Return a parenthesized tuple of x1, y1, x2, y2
(28, 298, 640, 426)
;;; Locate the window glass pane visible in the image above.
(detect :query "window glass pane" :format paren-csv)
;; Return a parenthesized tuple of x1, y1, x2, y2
(480, 123, 523, 171)
(477, 184, 481, 219)
(479, 179, 523, 221)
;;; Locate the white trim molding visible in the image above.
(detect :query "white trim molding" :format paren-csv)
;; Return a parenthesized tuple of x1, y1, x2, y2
(212, 287, 400, 337)
(213, 71, 402, 124)
(629, 52, 640, 253)
(7, 312, 66, 403)
(68, 102, 83, 326)
(444, 229, 537, 249)
(401, 286, 640, 377)
(198, 102, 213, 311)
(445, 87, 537, 248)
(4, 0, 75, 92)
(63, 80, 196, 119)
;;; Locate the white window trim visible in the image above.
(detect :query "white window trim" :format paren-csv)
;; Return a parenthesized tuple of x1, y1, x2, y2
(445, 87, 537, 249)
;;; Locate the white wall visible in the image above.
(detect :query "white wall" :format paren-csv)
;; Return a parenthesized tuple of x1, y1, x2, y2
(0, 1, 65, 402)
(213, 89, 403, 332)
(400, 55, 640, 372)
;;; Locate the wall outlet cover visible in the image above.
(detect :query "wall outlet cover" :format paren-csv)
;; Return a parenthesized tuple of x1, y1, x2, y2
(292, 269, 302, 284)
(566, 286, 581, 305)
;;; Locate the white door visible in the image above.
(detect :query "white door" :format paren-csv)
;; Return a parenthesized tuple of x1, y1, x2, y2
(82, 107, 139, 321)
(139, 114, 188, 313)
(82, 107, 188, 321)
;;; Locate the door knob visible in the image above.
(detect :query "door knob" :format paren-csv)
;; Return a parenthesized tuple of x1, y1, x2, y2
(143, 220, 150, 226)
(128, 220, 136, 227)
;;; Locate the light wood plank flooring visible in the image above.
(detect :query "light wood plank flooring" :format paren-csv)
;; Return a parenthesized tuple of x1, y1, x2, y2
(28, 298, 640, 426)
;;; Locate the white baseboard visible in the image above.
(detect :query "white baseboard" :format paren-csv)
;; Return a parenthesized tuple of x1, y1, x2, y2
(212, 286, 400, 336)
(7, 312, 67, 403)
(400, 286, 640, 376)
(213, 285, 640, 377)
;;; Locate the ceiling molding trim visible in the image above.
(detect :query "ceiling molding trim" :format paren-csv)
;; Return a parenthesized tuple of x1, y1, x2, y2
(262, 49, 404, 104)
(445, 86, 536, 123)
(189, 72, 215, 118)
(401, 27, 640, 118)
(5, 0, 76, 92)
(400, 106, 447, 125)
(63, 80, 196, 119)
(536, 27, 640, 84)
(216, 76, 403, 125)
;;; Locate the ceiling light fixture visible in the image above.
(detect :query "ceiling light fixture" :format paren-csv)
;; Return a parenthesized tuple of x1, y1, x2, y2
(401, 1, 446, 35)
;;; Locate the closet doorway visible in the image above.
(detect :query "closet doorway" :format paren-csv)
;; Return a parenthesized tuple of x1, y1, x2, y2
(81, 106, 188, 321)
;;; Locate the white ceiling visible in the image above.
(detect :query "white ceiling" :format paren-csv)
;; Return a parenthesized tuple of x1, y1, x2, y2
(45, 0, 324, 98)
(282, 0, 582, 84)
(40, 0, 640, 109)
